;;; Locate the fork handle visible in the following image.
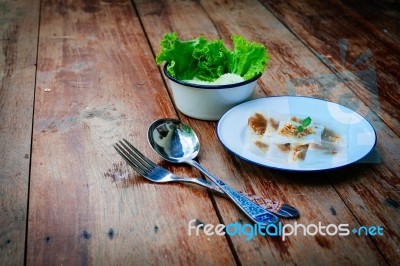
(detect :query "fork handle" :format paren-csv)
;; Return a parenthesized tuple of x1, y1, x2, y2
(187, 160, 280, 225)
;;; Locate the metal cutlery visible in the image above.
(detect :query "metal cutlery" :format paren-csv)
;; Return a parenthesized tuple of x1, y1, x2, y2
(114, 139, 298, 219)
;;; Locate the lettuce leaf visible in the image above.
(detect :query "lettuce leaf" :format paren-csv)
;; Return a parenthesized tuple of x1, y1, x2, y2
(192, 39, 229, 81)
(227, 35, 269, 80)
(156, 32, 207, 80)
(156, 32, 269, 82)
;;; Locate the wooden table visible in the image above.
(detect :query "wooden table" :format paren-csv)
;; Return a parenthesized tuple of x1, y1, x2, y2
(1, 0, 399, 265)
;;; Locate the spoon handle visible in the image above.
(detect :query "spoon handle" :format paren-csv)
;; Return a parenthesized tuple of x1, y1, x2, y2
(173, 176, 298, 218)
(188, 160, 280, 225)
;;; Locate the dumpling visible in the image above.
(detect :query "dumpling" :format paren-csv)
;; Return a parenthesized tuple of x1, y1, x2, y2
(269, 117, 325, 145)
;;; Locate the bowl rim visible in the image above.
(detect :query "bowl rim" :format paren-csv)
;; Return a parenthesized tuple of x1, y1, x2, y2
(163, 63, 262, 90)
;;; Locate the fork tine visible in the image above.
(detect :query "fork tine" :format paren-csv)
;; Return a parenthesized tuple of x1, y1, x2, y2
(122, 139, 158, 168)
(118, 141, 152, 172)
(114, 143, 147, 176)
(117, 140, 158, 173)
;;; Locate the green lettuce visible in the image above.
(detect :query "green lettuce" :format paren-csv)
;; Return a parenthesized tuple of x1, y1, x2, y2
(192, 39, 229, 81)
(156, 32, 269, 82)
(227, 35, 270, 80)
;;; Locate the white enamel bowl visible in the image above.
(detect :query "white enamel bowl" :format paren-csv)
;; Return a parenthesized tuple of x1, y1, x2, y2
(163, 64, 261, 121)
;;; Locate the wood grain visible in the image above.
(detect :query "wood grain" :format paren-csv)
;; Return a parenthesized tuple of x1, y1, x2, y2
(340, 0, 400, 43)
(0, 0, 39, 265)
(260, 0, 400, 137)
(1, 0, 398, 264)
(135, 0, 400, 264)
(27, 0, 234, 265)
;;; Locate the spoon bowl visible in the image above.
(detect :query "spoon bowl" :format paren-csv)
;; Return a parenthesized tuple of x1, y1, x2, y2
(148, 118, 199, 163)
(148, 118, 281, 225)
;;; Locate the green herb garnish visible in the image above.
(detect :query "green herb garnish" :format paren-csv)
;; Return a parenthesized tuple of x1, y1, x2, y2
(297, 117, 312, 132)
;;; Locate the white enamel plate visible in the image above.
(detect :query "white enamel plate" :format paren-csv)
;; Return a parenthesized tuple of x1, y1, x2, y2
(217, 96, 376, 171)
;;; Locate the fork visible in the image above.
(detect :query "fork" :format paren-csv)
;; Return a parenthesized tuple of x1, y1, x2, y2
(114, 139, 224, 194)
(114, 139, 299, 218)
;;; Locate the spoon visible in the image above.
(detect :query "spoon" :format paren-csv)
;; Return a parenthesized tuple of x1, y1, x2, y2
(148, 118, 281, 225)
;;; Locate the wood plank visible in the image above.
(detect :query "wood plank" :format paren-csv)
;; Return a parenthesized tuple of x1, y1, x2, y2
(26, 0, 235, 265)
(331, 163, 400, 264)
(340, 0, 400, 44)
(260, 0, 400, 137)
(0, 0, 39, 265)
(135, 0, 398, 264)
